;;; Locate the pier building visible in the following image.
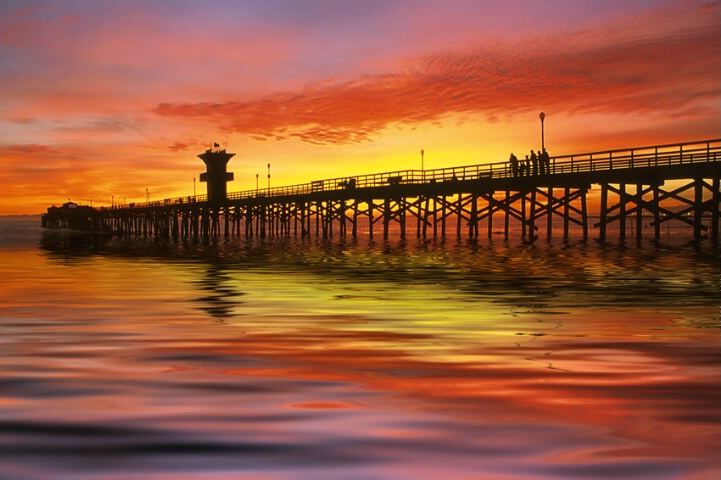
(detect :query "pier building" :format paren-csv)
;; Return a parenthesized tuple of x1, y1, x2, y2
(198, 145, 235, 204)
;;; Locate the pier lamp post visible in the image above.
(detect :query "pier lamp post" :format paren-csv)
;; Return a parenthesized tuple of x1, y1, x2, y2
(539, 111, 546, 151)
(256, 174, 259, 193)
(193, 177, 196, 197)
(421, 149, 425, 180)
(146, 188, 149, 203)
(267, 163, 271, 190)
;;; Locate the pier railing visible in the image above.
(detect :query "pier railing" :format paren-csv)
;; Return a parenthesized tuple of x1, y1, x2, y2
(108, 138, 720, 210)
(549, 139, 721, 174)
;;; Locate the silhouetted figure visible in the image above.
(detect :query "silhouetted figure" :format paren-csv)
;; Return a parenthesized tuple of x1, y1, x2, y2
(530, 150, 538, 176)
(540, 148, 550, 175)
(509, 153, 519, 177)
(521, 155, 530, 176)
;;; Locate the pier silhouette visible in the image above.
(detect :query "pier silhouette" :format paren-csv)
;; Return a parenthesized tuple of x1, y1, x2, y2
(42, 139, 721, 241)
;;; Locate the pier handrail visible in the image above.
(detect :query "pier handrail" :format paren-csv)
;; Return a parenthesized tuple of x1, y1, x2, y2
(109, 138, 720, 210)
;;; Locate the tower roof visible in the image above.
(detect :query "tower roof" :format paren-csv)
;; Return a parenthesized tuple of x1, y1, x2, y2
(198, 148, 235, 166)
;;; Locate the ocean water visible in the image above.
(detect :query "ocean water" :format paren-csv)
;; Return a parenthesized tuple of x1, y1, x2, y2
(0, 218, 719, 480)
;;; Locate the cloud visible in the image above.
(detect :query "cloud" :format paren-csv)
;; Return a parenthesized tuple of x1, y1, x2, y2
(153, 2, 719, 146)
(52, 116, 155, 142)
(167, 141, 191, 152)
(6, 117, 39, 125)
(2, 143, 60, 155)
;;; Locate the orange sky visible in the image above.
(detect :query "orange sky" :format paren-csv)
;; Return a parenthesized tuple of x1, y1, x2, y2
(1, 0, 719, 214)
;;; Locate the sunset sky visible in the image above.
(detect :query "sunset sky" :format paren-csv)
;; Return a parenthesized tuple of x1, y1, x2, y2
(1, 0, 719, 215)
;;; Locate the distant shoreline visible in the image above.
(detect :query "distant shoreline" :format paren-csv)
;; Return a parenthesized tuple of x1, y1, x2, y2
(0, 214, 42, 221)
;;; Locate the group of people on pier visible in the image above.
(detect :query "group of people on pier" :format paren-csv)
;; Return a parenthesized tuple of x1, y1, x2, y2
(508, 148, 551, 177)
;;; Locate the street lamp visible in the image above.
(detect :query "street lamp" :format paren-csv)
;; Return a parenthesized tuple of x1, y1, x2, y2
(256, 173, 259, 192)
(267, 163, 271, 190)
(421, 149, 425, 178)
(193, 177, 196, 197)
(539, 111, 546, 151)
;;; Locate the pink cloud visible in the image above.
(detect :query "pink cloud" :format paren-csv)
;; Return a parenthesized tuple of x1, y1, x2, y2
(3, 143, 59, 155)
(153, 2, 719, 145)
(0, 5, 302, 122)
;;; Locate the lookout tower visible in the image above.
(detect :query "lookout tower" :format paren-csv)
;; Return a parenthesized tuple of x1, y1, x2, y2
(198, 144, 235, 203)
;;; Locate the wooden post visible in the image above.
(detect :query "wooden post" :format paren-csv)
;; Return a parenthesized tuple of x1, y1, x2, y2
(563, 187, 570, 238)
(521, 191, 527, 238)
(694, 177, 703, 240)
(469, 193, 478, 239)
(439, 196, 445, 237)
(422, 197, 430, 238)
(504, 189, 510, 238)
(416, 198, 422, 238)
(384, 197, 391, 239)
(529, 189, 537, 240)
(636, 183, 643, 241)
(619, 183, 626, 241)
(581, 188, 588, 239)
(547, 187, 553, 239)
(652, 186, 660, 238)
(339, 199, 346, 237)
(368, 200, 374, 239)
(352, 200, 358, 238)
(324, 202, 331, 239)
(314, 201, 320, 237)
(456, 193, 462, 238)
(224, 207, 230, 237)
(248, 207, 254, 238)
(599, 184, 608, 241)
(484, 194, 490, 239)
(466, 194, 474, 238)
(712, 177, 720, 241)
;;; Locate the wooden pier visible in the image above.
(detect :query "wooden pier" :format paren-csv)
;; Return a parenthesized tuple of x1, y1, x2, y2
(42, 139, 721, 241)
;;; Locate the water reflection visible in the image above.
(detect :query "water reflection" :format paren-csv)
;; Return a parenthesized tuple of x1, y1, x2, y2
(0, 222, 717, 479)
(38, 228, 721, 319)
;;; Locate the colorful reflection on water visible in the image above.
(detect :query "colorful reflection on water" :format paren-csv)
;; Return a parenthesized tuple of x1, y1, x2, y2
(1, 220, 719, 480)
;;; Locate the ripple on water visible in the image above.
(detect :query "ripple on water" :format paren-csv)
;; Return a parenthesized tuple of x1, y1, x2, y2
(0, 225, 718, 479)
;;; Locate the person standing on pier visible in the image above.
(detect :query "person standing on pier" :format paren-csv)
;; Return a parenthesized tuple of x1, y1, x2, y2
(530, 150, 538, 176)
(509, 153, 519, 177)
(540, 148, 550, 175)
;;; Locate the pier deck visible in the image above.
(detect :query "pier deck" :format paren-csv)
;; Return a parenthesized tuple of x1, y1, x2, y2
(42, 139, 721, 241)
